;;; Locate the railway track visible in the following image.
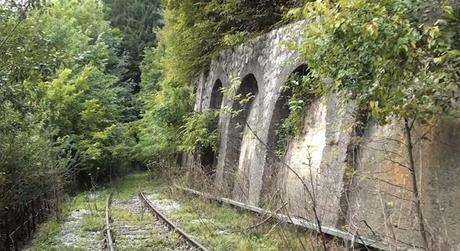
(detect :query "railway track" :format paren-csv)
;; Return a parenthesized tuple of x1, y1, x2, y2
(138, 192, 208, 251)
(102, 192, 208, 251)
(173, 185, 400, 251)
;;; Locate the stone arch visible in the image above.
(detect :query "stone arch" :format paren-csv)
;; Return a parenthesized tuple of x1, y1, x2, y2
(223, 74, 259, 190)
(268, 64, 309, 157)
(210, 79, 223, 110)
(200, 79, 224, 174)
(260, 64, 310, 206)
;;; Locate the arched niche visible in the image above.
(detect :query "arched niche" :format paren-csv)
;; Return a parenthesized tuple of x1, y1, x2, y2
(200, 79, 224, 174)
(260, 64, 310, 205)
(210, 79, 223, 110)
(268, 64, 309, 157)
(223, 74, 259, 189)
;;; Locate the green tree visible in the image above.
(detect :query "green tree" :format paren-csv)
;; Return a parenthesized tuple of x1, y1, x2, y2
(0, 0, 138, 201)
(31, 0, 137, 183)
(44, 66, 123, 163)
(103, 0, 162, 83)
(103, 0, 164, 129)
(0, 4, 68, 208)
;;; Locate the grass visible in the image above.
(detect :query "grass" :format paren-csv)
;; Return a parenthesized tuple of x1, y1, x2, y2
(128, 172, 340, 250)
(30, 172, 344, 250)
(162, 193, 322, 251)
(29, 172, 160, 250)
(111, 207, 183, 251)
(30, 188, 109, 250)
(81, 214, 105, 232)
(112, 172, 163, 200)
(109, 174, 186, 251)
(27, 219, 61, 251)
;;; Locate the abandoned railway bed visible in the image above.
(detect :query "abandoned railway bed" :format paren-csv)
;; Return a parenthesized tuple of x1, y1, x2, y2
(103, 187, 389, 251)
(103, 192, 208, 251)
(98, 184, 403, 251)
(173, 185, 398, 251)
(138, 192, 208, 251)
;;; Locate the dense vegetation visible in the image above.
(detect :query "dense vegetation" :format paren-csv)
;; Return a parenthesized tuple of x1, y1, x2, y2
(1, 2, 458, 245)
(0, 0, 161, 208)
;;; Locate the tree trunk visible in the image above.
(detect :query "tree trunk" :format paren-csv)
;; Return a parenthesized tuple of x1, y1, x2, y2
(404, 118, 429, 249)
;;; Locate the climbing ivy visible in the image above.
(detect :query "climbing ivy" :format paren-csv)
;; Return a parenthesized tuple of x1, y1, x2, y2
(270, 71, 323, 157)
(297, 0, 459, 124)
(283, 72, 322, 135)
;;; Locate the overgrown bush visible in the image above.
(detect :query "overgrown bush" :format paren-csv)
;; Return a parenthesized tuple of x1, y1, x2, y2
(180, 110, 220, 153)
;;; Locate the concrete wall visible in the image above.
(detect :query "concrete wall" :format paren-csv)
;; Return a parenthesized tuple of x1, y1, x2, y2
(347, 118, 460, 249)
(280, 94, 356, 227)
(193, 21, 307, 206)
(190, 21, 460, 249)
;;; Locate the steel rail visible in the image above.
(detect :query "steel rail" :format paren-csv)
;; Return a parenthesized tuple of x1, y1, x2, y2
(173, 184, 414, 251)
(138, 192, 209, 251)
(104, 193, 116, 251)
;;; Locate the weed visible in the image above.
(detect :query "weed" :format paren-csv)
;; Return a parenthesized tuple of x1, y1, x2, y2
(81, 215, 104, 232)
